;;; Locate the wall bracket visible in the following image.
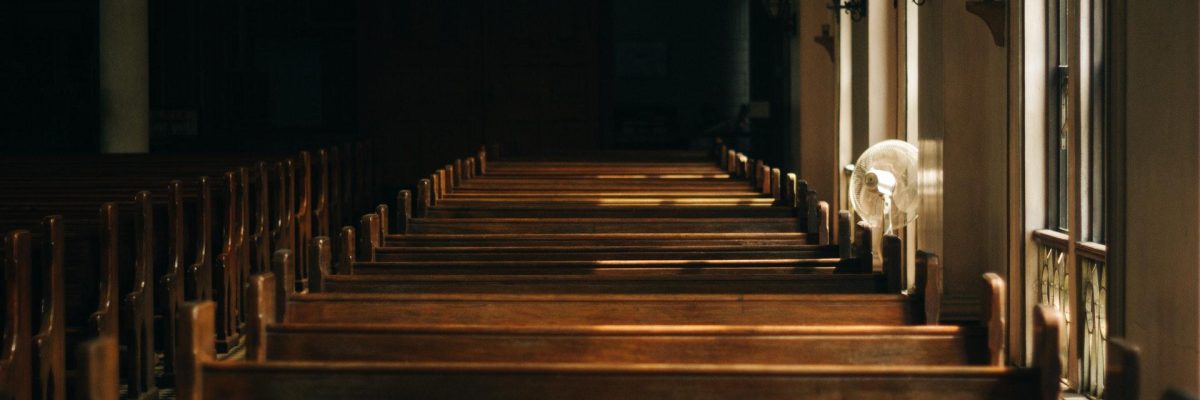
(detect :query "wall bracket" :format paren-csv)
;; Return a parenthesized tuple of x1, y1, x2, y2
(966, 0, 1006, 47)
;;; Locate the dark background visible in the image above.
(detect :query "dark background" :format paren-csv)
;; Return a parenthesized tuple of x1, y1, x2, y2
(1, 0, 795, 188)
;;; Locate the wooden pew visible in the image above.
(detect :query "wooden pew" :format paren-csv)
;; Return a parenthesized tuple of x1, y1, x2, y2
(358, 212, 845, 273)
(403, 169, 828, 239)
(1104, 338, 1140, 400)
(315, 231, 886, 294)
(251, 251, 970, 365)
(0, 143, 368, 398)
(251, 275, 987, 366)
(157, 298, 1064, 399)
(1, 230, 34, 399)
(265, 248, 932, 327)
(0, 220, 66, 400)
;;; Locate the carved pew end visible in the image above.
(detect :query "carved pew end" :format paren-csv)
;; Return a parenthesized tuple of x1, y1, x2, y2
(1033, 304, 1064, 400)
(76, 337, 119, 400)
(396, 190, 412, 234)
(1105, 338, 1141, 400)
(177, 301, 216, 400)
(338, 227, 357, 275)
(914, 251, 943, 325)
(359, 214, 381, 262)
(984, 273, 1006, 366)
(415, 179, 432, 218)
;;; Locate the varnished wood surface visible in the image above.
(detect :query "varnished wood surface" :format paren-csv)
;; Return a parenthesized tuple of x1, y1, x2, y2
(264, 323, 988, 365)
(321, 272, 885, 294)
(16, 146, 1080, 400)
(1, 143, 372, 399)
(281, 293, 919, 326)
(199, 361, 1041, 400)
(382, 232, 812, 247)
(423, 206, 793, 219)
(408, 217, 803, 234)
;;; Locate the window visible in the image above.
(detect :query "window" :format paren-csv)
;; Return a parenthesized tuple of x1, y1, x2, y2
(1033, 0, 1108, 397)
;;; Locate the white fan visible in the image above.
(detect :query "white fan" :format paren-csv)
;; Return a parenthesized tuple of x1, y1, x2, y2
(849, 139, 919, 236)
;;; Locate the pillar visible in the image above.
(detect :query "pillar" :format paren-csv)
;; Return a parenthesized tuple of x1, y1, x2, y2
(99, 0, 150, 153)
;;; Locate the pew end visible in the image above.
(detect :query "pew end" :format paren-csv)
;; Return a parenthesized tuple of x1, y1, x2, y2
(783, 172, 797, 208)
(914, 251, 943, 325)
(359, 214, 380, 262)
(816, 201, 830, 245)
(308, 237, 332, 293)
(75, 337, 118, 400)
(246, 273, 278, 362)
(374, 204, 389, 237)
(757, 162, 769, 194)
(395, 190, 412, 234)
(805, 191, 820, 241)
(428, 173, 440, 206)
(734, 152, 744, 177)
(33, 215, 66, 400)
(770, 168, 781, 202)
(270, 250, 296, 325)
(795, 179, 810, 217)
(1106, 338, 1141, 400)
(2, 230, 33, 400)
(188, 177, 214, 301)
(437, 169, 448, 199)
(415, 179, 432, 218)
(90, 203, 120, 340)
(177, 301, 217, 400)
(834, 221, 873, 274)
(445, 164, 456, 192)
(1033, 304, 1064, 400)
(126, 191, 159, 397)
(338, 227, 356, 275)
(983, 273, 1006, 366)
(454, 159, 464, 187)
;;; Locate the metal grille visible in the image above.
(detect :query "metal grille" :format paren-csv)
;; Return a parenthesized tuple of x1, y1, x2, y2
(1079, 257, 1107, 398)
(1038, 242, 1070, 382)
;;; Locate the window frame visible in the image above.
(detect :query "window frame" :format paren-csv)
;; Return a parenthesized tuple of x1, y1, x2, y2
(1034, 0, 1111, 397)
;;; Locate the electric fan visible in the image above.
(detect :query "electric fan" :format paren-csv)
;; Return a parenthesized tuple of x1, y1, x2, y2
(849, 139, 919, 235)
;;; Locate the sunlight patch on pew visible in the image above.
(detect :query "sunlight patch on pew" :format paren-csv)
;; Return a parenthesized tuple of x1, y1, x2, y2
(591, 174, 730, 179)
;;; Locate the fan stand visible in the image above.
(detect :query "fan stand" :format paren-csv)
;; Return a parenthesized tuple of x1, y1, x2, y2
(882, 194, 894, 236)
(869, 194, 895, 271)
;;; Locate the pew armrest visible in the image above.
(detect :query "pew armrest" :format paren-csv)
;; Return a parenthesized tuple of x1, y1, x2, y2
(1105, 338, 1141, 400)
(246, 273, 277, 362)
(1033, 304, 1064, 400)
(914, 251, 943, 325)
(983, 273, 1006, 366)
(177, 301, 217, 400)
(76, 337, 119, 400)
